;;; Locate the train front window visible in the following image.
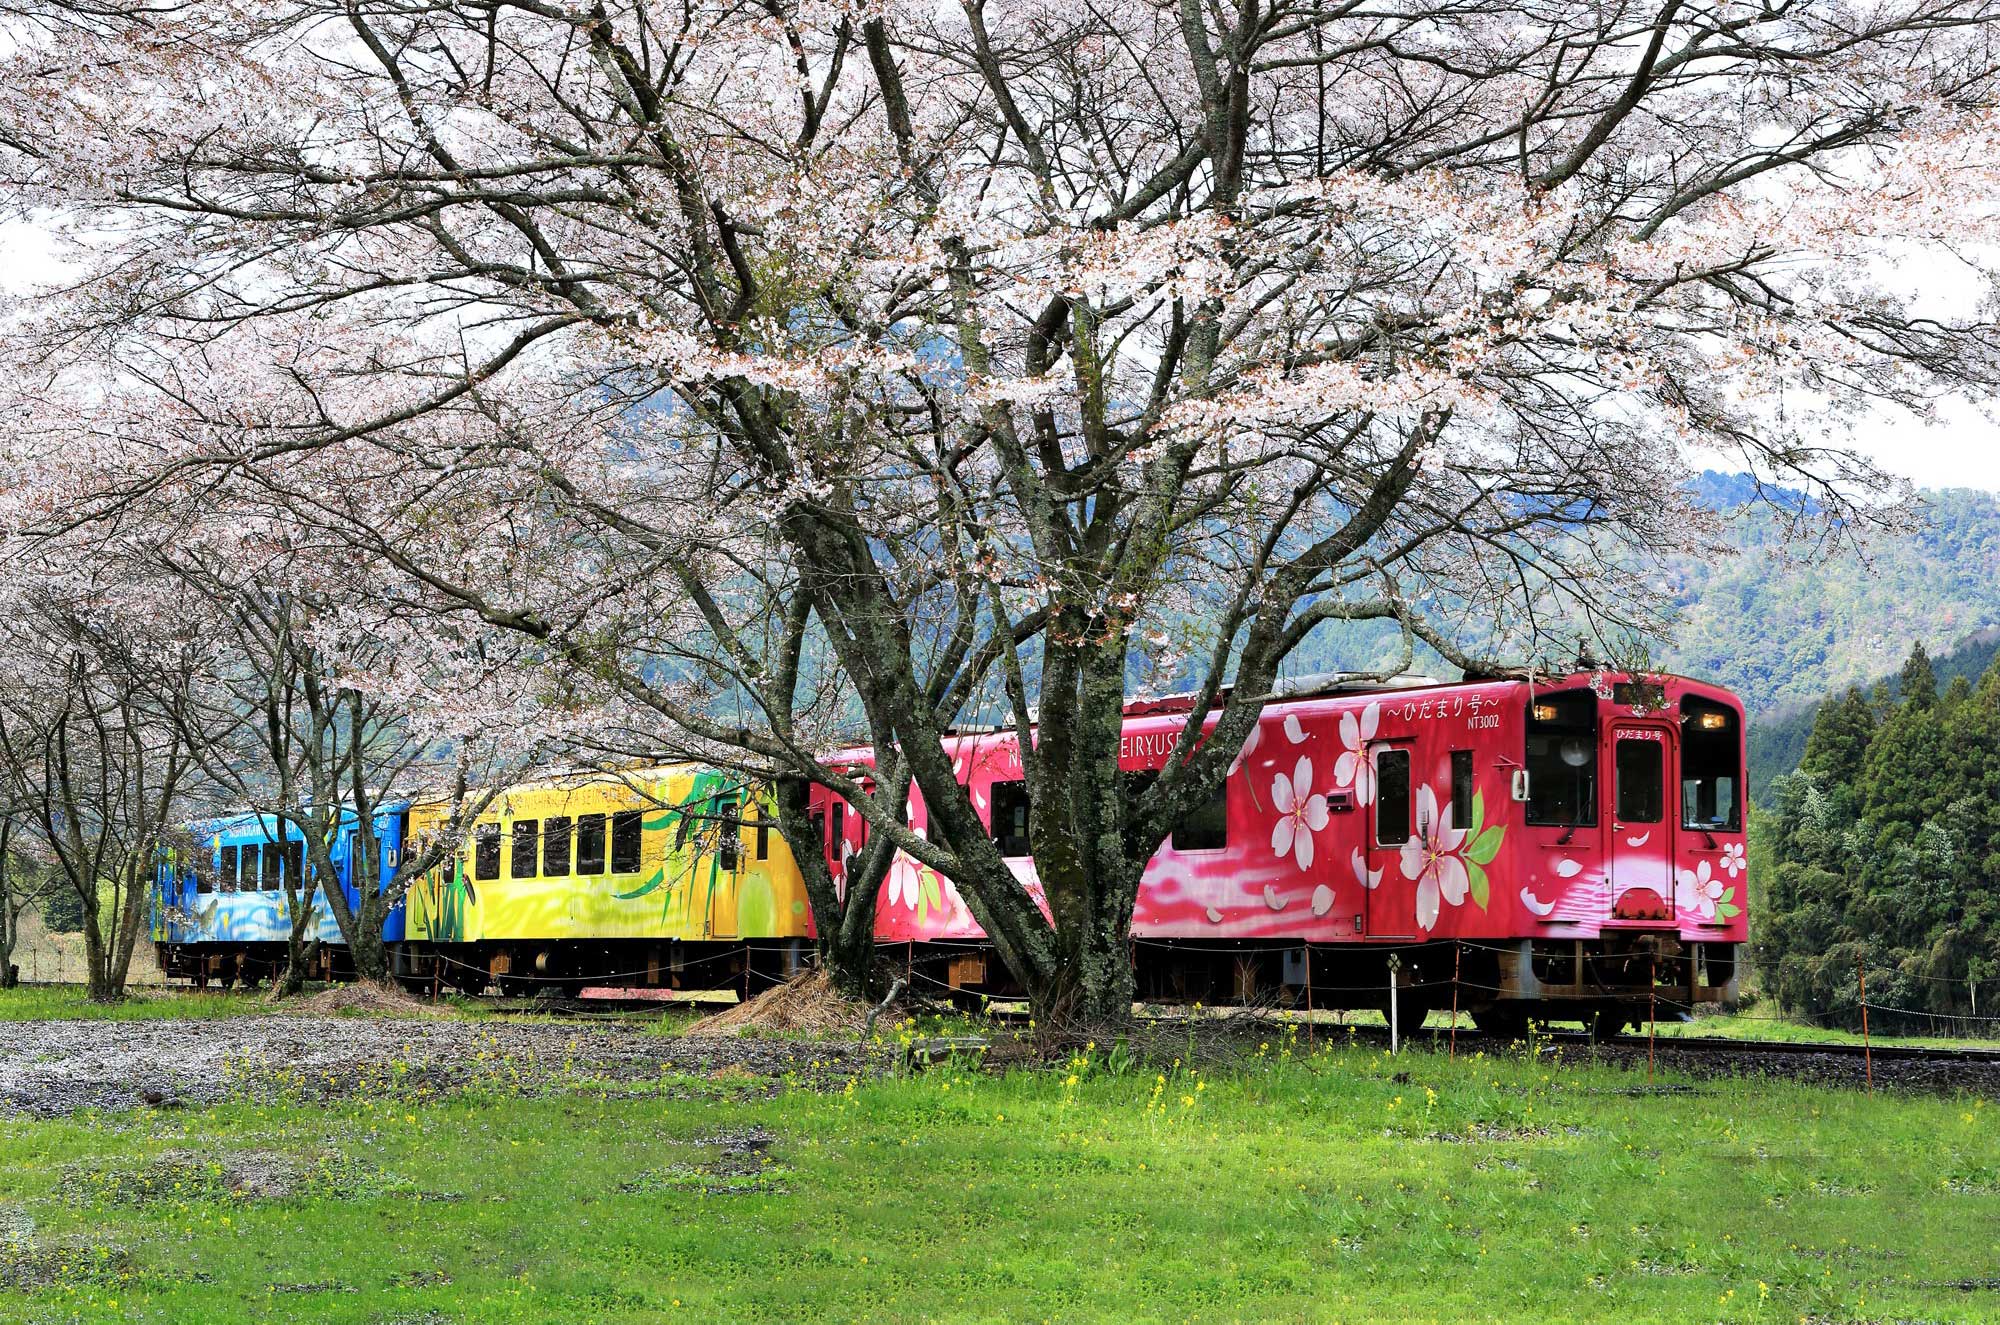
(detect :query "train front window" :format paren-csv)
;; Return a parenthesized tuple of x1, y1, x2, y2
(1614, 737, 1663, 823)
(1680, 699, 1742, 832)
(1526, 691, 1597, 827)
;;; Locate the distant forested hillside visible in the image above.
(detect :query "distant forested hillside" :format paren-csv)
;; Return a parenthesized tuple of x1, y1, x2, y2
(1748, 626, 2000, 798)
(1663, 476, 2000, 798)
(1667, 478, 2000, 719)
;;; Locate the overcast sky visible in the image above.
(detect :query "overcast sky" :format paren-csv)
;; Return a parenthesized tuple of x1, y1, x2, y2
(1847, 400, 2000, 493)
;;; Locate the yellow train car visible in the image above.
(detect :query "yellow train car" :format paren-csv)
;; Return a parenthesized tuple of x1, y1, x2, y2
(401, 764, 811, 994)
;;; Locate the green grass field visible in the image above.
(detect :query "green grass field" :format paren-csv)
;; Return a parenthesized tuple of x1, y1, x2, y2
(0, 987, 279, 1022)
(2, 1017, 1996, 1323)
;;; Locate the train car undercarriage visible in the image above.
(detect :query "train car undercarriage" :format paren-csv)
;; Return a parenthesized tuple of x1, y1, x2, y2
(161, 934, 1738, 1035)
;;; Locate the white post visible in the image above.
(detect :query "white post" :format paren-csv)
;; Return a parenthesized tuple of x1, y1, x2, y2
(1387, 954, 1401, 1055)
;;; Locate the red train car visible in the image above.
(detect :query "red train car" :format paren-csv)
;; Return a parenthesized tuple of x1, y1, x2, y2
(817, 671, 1746, 1032)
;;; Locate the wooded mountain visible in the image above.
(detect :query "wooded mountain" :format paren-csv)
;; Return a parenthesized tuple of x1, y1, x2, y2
(1670, 474, 2000, 722)
(1657, 475, 2000, 798)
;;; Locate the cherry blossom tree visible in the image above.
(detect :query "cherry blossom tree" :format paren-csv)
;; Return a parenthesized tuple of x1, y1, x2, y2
(0, 561, 206, 1001)
(5, 0, 2000, 1022)
(160, 561, 543, 992)
(0, 809, 60, 989)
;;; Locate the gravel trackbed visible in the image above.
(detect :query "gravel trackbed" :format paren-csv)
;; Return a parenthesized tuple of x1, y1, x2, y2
(0, 1016, 882, 1118)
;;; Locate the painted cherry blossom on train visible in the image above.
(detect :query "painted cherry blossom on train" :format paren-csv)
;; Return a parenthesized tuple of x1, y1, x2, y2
(1400, 786, 1506, 931)
(1675, 859, 1742, 922)
(1333, 702, 1381, 805)
(839, 671, 1748, 949)
(1270, 757, 1329, 870)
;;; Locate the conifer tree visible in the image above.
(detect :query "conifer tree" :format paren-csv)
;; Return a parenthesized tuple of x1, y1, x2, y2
(1801, 686, 1875, 790)
(1899, 641, 1939, 709)
(1759, 639, 2000, 1031)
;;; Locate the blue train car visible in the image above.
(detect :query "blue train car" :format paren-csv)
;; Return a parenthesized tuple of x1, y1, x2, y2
(153, 804, 410, 987)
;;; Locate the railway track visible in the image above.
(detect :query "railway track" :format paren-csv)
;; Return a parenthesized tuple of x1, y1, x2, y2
(1578, 1029, 2000, 1065)
(19, 980, 2000, 1072)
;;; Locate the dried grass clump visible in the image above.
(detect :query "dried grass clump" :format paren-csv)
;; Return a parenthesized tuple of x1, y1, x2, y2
(686, 969, 874, 1038)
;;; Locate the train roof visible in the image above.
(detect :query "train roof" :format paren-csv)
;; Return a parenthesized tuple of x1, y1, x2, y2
(1117, 668, 1738, 719)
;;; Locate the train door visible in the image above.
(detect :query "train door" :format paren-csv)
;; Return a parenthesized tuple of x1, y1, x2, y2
(1366, 742, 1416, 938)
(1607, 724, 1674, 919)
(708, 792, 741, 940)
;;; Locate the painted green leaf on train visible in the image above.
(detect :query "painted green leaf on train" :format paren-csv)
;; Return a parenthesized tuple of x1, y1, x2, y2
(1465, 791, 1483, 840)
(918, 872, 941, 923)
(1466, 860, 1490, 910)
(615, 866, 666, 900)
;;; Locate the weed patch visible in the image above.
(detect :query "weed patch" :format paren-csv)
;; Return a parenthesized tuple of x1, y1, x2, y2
(620, 1125, 792, 1196)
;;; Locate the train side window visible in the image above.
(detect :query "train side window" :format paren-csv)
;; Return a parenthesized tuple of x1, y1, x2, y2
(717, 798, 741, 871)
(261, 842, 282, 891)
(1526, 691, 1598, 827)
(1375, 749, 1412, 846)
(283, 840, 304, 891)
(1172, 779, 1227, 851)
(474, 824, 501, 881)
(990, 781, 1032, 857)
(1120, 768, 1223, 850)
(1450, 751, 1474, 830)
(239, 845, 258, 893)
(1680, 699, 1742, 832)
(576, 814, 606, 875)
(829, 800, 845, 859)
(543, 815, 572, 876)
(215, 845, 234, 894)
(510, 820, 539, 879)
(1615, 738, 1664, 824)
(611, 810, 642, 873)
(754, 805, 769, 861)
